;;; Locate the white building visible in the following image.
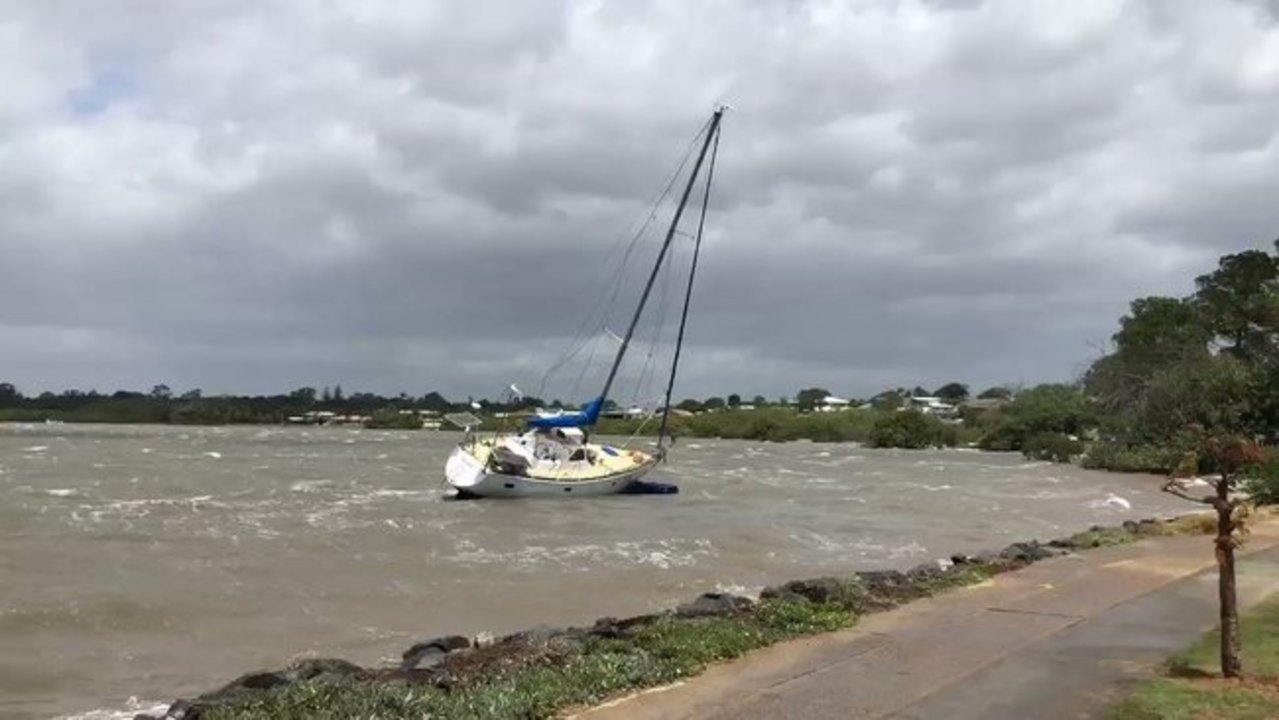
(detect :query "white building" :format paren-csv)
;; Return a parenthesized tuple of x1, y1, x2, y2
(818, 395, 852, 412)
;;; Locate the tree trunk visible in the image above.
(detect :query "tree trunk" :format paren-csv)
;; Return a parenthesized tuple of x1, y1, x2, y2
(1216, 479, 1242, 678)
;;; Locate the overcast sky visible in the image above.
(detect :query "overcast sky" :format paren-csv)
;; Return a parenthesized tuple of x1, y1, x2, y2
(3, 0, 1278, 402)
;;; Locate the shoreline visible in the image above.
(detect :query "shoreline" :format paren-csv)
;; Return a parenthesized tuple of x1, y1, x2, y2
(126, 512, 1218, 720)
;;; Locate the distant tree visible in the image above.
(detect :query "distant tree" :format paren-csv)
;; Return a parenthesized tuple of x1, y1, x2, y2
(868, 410, 956, 449)
(420, 391, 451, 412)
(676, 398, 704, 412)
(933, 382, 969, 403)
(1193, 248, 1279, 363)
(0, 382, 20, 408)
(752, 395, 767, 407)
(911, 386, 929, 397)
(150, 384, 172, 400)
(977, 386, 1013, 400)
(290, 387, 317, 405)
(180, 389, 203, 400)
(871, 390, 905, 411)
(978, 384, 1098, 451)
(321, 386, 332, 403)
(704, 396, 726, 410)
(333, 385, 344, 402)
(796, 387, 830, 412)
(727, 393, 742, 408)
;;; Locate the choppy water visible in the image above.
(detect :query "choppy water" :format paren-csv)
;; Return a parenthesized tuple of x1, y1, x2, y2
(0, 423, 1189, 719)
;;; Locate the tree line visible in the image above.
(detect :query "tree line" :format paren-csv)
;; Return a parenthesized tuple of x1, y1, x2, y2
(0, 384, 543, 425)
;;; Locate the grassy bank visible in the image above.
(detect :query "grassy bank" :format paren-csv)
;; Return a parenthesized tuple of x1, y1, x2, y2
(144, 516, 1216, 720)
(1109, 597, 1279, 720)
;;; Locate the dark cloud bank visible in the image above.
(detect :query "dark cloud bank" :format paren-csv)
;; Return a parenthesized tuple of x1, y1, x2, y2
(2, 0, 1278, 401)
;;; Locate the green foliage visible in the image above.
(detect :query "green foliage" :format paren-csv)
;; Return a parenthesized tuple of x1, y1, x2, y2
(1085, 243, 1279, 465)
(868, 410, 957, 449)
(1080, 441, 1189, 474)
(976, 386, 1012, 400)
(1242, 456, 1279, 506)
(1021, 432, 1084, 463)
(364, 409, 425, 430)
(871, 390, 905, 411)
(977, 384, 1097, 451)
(795, 387, 830, 412)
(703, 396, 726, 410)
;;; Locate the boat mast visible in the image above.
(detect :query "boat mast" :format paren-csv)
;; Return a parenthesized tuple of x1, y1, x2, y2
(595, 108, 725, 414)
(656, 123, 720, 455)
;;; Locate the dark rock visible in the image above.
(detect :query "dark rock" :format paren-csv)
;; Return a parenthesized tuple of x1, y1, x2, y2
(502, 624, 563, 647)
(1136, 519, 1164, 535)
(674, 592, 755, 618)
(1121, 520, 1139, 533)
(590, 612, 666, 638)
(401, 635, 469, 671)
(906, 561, 948, 582)
(281, 658, 364, 684)
(998, 541, 1059, 564)
(208, 670, 289, 696)
(974, 549, 1001, 565)
(855, 570, 907, 590)
(158, 699, 194, 720)
(762, 577, 848, 604)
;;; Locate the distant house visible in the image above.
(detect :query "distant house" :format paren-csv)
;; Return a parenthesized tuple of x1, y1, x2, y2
(907, 396, 959, 419)
(817, 395, 852, 412)
(602, 405, 647, 420)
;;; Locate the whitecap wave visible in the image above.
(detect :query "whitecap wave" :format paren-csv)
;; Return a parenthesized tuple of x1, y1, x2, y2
(55, 697, 168, 720)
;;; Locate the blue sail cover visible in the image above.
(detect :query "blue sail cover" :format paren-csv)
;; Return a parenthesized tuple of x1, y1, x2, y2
(527, 397, 604, 429)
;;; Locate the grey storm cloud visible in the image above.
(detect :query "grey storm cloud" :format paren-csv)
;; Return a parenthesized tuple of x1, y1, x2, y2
(2, 0, 1278, 401)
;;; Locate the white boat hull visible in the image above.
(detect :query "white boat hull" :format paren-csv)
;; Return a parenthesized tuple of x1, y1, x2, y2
(445, 444, 656, 498)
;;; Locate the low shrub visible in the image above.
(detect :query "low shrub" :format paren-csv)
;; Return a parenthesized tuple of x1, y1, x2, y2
(868, 411, 957, 449)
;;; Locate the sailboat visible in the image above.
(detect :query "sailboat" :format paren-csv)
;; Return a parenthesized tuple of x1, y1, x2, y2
(443, 107, 726, 499)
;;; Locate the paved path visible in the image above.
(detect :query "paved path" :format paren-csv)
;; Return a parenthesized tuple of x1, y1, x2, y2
(575, 520, 1279, 720)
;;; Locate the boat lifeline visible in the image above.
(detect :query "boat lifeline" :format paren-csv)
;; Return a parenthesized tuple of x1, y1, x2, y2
(444, 107, 726, 499)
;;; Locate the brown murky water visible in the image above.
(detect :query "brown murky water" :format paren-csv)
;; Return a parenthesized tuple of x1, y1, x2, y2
(0, 423, 1188, 719)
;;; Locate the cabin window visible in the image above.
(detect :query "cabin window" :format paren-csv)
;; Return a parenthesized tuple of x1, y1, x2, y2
(569, 449, 586, 462)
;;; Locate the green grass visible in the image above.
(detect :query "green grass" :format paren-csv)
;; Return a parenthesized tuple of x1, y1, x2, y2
(1109, 678, 1279, 720)
(1168, 599, 1279, 678)
(1109, 598, 1279, 720)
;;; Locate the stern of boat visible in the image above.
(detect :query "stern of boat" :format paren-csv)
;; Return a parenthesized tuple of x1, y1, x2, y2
(444, 444, 486, 491)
